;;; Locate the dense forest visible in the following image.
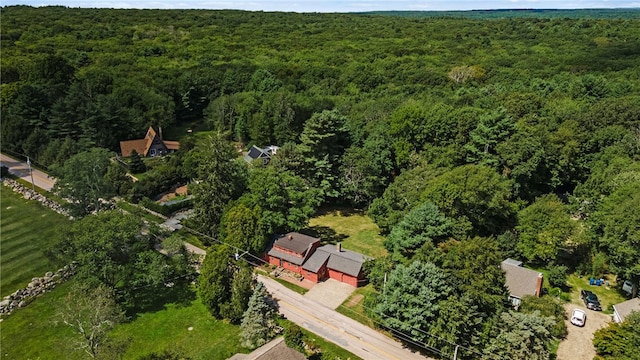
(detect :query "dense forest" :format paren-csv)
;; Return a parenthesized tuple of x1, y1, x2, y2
(2, 6, 640, 359)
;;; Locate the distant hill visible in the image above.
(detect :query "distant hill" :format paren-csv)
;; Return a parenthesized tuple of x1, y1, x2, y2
(361, 8, 640, 19)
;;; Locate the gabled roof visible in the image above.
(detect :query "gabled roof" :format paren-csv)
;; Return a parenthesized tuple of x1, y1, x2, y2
(120, 127, 180, 157)
(613, 298, 640, 323)
(244, 145, 279, 163)
(303, 244, 371, 277)
(272, 232, 320, 255)
(119, 139, 148, 157)
(301, 250, 331, 273)
(501, 259, 542, 299)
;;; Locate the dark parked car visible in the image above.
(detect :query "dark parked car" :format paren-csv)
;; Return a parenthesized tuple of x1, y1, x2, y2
(581, 289, 602, 311)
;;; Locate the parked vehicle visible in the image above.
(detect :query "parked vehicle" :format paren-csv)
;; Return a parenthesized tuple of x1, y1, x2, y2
(570, 308, 587, 327)
(581, 289, 602, 311)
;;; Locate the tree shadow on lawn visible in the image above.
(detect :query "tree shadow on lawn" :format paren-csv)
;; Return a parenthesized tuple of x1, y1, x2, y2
(303, 226, 348, 244)
(126, 279, 197, 319)
(313, 206, 365, 217)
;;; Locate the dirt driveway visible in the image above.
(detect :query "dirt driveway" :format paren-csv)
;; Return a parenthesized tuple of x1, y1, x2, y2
(556, 303, 610, 360)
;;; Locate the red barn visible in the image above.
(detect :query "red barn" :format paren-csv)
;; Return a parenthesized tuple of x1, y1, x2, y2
(266, 232, 371, 287)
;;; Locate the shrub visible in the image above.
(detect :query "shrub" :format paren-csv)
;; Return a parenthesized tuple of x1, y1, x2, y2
(284, 323, 305, 354)
(520, 295, 568, 339)
(548, 263, 568, 288)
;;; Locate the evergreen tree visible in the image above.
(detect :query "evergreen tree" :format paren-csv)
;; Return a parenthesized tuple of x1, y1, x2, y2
(129, 150, 146, 173)
(240, 282, 278, 349)
(198, 245, 232, 318)
(220, 264, 255, 324)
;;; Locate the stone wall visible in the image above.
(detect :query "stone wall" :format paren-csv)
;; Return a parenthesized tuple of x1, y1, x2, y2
(2, 178, 71, 218)
(0, 264, 76, 317)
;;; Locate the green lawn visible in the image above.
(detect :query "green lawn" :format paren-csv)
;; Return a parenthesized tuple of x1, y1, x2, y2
(566, 274, 626, 314)
(0, 185, 70, 297)
(308, 207, 387, 258)
(336, 284, 378, 328)
(111, 298, 246, 359)
(1, 280, 247, 359)
(0, 280, 83, 359)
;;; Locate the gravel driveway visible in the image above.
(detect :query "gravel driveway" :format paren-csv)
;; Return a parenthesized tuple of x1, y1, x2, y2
(556, 303, 610, 360)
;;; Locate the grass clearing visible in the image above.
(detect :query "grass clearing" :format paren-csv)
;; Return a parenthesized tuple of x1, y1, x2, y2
(336, 284, 378, 328)
(566, 274, 626, 314)
(271, 277, 309, 295)
(1, 279, 247, 359)
(308, 207, 387, 258)
(174, 228, 207, 249)
(0, 185, 70, 297)
(0, 280, 84, 359)
(111, 298, 246, 359)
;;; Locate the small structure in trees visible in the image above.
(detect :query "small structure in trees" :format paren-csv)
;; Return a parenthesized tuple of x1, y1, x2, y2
(243, 145, 279, 166)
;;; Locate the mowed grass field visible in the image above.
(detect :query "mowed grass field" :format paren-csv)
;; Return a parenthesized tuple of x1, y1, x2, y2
(1, 185, 70, 297)
(308, 207, 387, 258)
(1, 279, 248, 359)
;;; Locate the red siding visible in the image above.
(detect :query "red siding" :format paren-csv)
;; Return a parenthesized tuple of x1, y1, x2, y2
(268, 250, 363, 287)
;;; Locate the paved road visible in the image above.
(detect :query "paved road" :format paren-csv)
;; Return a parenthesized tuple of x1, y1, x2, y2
(258, 275, 429, 360)
(0, 153, 56, 191)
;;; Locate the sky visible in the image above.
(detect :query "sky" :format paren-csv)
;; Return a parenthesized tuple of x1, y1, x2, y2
(2, 0, 639, 12)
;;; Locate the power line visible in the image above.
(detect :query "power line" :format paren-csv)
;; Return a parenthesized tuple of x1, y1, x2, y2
(176, 225, 474, 358)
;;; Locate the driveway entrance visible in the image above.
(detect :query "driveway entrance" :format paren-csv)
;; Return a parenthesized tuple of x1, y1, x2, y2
(304, 278, 355, 309)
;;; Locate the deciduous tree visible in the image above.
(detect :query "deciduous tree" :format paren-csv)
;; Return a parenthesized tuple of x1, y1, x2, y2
(58, 283, 125, 359)
(384, 201, 452, 260)
(52, 147, 115, 216)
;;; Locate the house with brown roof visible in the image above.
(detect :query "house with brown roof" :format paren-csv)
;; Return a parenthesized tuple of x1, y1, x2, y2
(501, 259, 544, 308)
(266, 232, 371, 287)
(613, 297, 640, 323)
(119, 127, 179, 157)
(229, 337, 306, 360)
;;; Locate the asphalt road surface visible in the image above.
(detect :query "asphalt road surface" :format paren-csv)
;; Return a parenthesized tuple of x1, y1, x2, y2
(258, 275, 429, 360)
(1, 153, 56, 191)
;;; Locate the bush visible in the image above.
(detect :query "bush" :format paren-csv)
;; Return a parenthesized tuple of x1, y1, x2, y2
(140, 197, 192, 216)
(284, 323, 305, 354)
(548, 263, 568, 288)
(520, 295, 568, 339)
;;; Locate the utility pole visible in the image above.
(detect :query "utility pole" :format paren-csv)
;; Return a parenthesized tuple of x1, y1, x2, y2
(26, 156, 35, 191)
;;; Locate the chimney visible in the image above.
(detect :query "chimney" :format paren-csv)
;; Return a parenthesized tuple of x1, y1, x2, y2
(535, 273, 543, 297)
(288, 234, 293, 240)
(336, 242, 341, 252)
(158, 126, 163, 140)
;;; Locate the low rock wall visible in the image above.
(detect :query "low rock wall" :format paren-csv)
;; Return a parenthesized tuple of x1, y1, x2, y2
(2, 178, 71, 218)
(0, 264, 76, 317)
